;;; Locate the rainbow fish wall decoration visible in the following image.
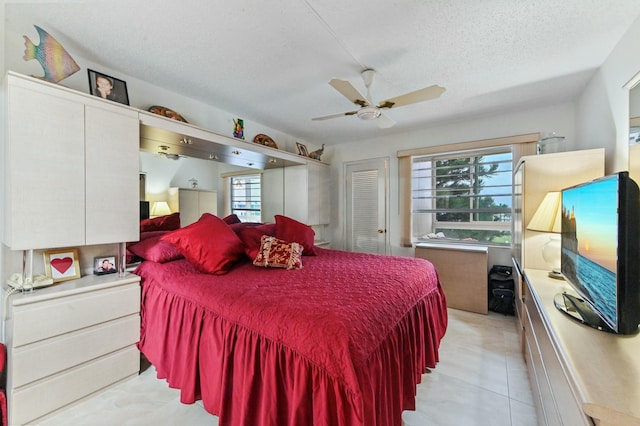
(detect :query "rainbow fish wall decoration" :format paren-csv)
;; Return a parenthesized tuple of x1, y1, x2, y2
(23, 25, 80, 83)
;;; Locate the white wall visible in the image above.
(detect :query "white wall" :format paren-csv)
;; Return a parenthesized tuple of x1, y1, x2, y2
(576, 14, 640, 174)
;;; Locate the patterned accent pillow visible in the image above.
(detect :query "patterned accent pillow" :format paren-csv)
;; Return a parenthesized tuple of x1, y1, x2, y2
(253, 235, 303, 270)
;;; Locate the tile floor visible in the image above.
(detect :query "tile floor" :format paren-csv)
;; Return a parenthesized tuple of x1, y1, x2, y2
(38, 309, 537, 426)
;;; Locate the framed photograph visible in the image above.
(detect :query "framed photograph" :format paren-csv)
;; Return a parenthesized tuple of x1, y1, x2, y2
(94, 256, 117, 275)
(88, 69, 129, 105)
(44, 248, 81, 283)
(296, 142, 309, 157)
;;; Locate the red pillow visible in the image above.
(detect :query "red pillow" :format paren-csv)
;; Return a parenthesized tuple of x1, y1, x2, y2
(161, 213, 245, 275)
(128, 235, 184, 263)
(274, 215, 316, 255)
(236, 223, 277, 260)
(253, 235, 303, 270)
(140, 212, 181, 232)
(222, 214, 242, 225)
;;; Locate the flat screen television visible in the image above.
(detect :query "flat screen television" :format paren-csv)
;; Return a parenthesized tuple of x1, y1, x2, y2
(558, 172, 640, 335)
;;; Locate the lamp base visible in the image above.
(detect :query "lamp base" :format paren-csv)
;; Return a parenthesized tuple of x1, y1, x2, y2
(548, 270, 564, 280)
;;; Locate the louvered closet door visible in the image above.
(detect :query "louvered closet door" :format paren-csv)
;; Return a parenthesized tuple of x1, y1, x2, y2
(345, 158, 388, 254)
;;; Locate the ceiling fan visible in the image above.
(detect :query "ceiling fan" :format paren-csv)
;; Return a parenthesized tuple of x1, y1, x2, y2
(312, 69, 445, 128)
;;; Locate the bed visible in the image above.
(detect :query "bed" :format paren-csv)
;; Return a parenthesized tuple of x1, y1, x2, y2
(132, 213, 448, 426)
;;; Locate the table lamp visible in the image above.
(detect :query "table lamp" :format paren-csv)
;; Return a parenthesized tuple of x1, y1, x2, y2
(527, 191, 564, 279)
(150, 201, 172, 218)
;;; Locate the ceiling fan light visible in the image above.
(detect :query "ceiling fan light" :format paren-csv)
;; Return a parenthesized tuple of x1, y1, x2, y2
(357, 106, 381, 120)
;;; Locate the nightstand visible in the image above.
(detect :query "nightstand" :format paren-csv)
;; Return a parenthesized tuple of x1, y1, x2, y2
(3, 273, 141, 425)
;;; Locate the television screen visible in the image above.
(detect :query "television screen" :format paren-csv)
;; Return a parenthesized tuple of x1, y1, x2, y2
(560, 172, 640, 334)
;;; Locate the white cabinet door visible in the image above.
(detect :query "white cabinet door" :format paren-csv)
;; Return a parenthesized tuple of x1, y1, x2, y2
(283, 163, 329, 226)
(178, 189, 200, 226)
(283, 165, 308, 223)
(169, 188, 218, 226)
(307, 162, 329, 225)
(6, 81, 85, 249)
(197, 190, 218, 217)
(85, 104, 140, 244)
(6, 74, 140, 249)
(262, 168, 284, 223)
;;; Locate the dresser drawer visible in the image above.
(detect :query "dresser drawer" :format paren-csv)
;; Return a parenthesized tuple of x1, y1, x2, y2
(525, 287, 590, 426)
(10, 346, 139, 425)
(11, 314, 140, 388)
(12, 282, 140, 347)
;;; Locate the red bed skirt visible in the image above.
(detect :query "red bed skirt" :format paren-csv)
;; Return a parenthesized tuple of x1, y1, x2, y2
(139, 278, 447, 426)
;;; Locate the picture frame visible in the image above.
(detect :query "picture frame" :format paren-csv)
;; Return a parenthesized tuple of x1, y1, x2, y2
(296, 142, 309, 157)
(44, 248, 81, 283)
(87, 69, 129, 105)
(93, 256, 117, 275)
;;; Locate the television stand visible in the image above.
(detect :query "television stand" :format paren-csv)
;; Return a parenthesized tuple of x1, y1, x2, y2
(523, 269, 640, 425)
(553, 292, 614, 333)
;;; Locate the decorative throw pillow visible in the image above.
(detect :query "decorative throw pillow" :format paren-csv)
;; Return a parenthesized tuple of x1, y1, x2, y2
(236, 223, 277, 260)
(253, 235, 303, 270)
(128, 235, 184, 263)
(274, 215, 316, 255)
(140, 212, 181, 232)
(161, 213, 245, 275)
(222, 214, 242, 225)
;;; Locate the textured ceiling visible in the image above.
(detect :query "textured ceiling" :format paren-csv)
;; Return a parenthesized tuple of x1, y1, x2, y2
(6, 1, 640, 145)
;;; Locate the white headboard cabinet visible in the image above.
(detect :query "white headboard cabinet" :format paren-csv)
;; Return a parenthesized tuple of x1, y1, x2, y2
(4, 72, 140, 249)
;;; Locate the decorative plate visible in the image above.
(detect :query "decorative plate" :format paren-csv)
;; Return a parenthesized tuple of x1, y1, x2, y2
(253, 133, 278, 149)
(148, 106, 188, 123)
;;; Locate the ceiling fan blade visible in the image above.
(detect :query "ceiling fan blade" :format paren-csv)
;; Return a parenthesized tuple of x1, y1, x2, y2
(329, 78, 369, 107)
(312, 111, 358, 121)
(378, 85, 446, 109)
(376, 112, 396, 129)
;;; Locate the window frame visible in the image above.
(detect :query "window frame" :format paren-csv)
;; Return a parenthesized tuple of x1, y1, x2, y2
(411, 146, 514, 246)
(397, 133, 539, 247)
(229, 173, 262, 222)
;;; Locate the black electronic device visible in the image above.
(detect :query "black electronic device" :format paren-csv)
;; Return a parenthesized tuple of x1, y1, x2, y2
(140, 201, 150, 220)
(557, 172, 640, 335)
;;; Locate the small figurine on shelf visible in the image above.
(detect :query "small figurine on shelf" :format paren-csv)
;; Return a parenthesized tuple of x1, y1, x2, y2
(308, 144, 325, 161)
(233, 118, 244, 139)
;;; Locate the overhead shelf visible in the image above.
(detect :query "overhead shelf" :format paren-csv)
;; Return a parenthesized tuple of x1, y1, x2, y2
(139, 111, 308, 170)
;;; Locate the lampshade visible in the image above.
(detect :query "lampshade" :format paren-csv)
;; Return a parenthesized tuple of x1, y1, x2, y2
(527, 191, 561, 233)
(527, 191, 564, 279)
(150, 201, 172, 217)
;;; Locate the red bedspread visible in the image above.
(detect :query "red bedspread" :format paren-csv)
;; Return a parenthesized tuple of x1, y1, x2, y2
(136, 248, 447, 426)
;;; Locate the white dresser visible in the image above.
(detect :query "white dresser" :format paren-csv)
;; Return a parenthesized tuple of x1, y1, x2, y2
(4, 274, 141, 425)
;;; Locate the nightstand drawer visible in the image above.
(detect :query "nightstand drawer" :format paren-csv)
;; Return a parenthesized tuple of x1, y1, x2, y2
(11, 314, 140, 388)
(12, 283, 140, 347)
(10, 346, 139, 425)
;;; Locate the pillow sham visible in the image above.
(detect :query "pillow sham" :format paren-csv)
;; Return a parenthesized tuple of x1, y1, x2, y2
(128, 235, 184, 263)
(253, 235, 303, 270)
(161, 213, 245, 275)
(236, 223, 277, 260)
(274, 215, 316, 255)
(140, 212, 181, 232)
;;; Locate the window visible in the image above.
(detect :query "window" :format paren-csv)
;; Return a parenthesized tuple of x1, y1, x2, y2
(411, 147, 513, 246)
(230, 174, 261, 222)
